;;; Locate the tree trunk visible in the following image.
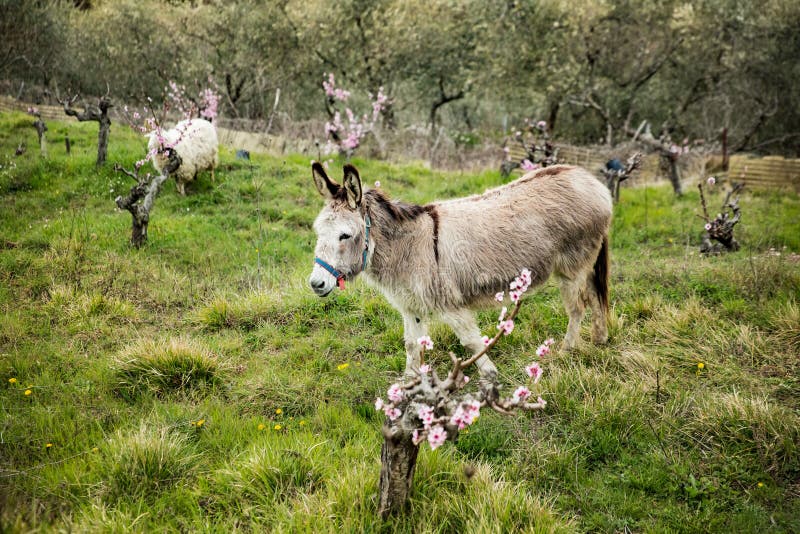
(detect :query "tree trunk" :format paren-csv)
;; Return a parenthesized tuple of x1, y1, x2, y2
(666, 156, 683, 196)
(378, 428, 419, 519)
(381, 102, 396, 130)
(97, 116, 110, 166)
(546, 100, 559, 134)
(33, 119, 47, 157)
(115, 154, 179, 248)
(721, 127, 729, 172)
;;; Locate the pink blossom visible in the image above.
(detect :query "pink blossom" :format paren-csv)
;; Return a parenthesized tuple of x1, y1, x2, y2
(465, 399, 481, 415)
(384, 406, 402, 420)
(323, 73, 336, 97)
(707, 176, 716, 186)
(498, 319, 515, 335)
(544, 338, 554, 346)
(450, 408, 471, 429)
(503, 146, 510, 154)
(427, 425, 447, 450)
(463, 375, 470, 384)
(495, 292, 504, 302)
(417, 336, 434, 350)
(536, 344, 550, 357)
(482, 335, 491, 346)
(412, 428, 424, 445)
(705, 223, 712, 231)
(536, 396, 547, 408)
(417, 404, 435, 428)
(498, 307, 508, 322)
(374, 397, 384, 411)
(387, 383, 404, 403)
(450, 400, 481, 429)
(521, 159, 538, 172)
(525, 362, 543, 383)
(536, 120, 547, 130)
(510, 290, 522, 303)
(374, 180, 381, 188)
(512, 386, 531, 404)
(419, 364, 430, 374)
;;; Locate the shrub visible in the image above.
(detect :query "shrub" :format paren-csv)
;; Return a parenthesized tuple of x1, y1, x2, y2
(114, 336, 225, 399)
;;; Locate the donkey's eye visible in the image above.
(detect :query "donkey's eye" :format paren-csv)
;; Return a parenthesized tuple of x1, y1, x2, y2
(339, 233, 352, 241)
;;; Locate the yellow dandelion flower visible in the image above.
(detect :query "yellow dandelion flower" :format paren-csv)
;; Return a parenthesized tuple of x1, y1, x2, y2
(697, 362, 705, 370)
(8, 377, 17, 384)
(299, 420, 306, 426)
(24, 389, 32, 396)
(258, 423, 266, 431)
(337, 363, 350, 371)
(92, 447, 99, 453)
(275, 408, 283, 415)
(274, 424, 282, 431)
(757, 482, 764, 488)
(196, 419, 205, 427)
(46, 443, 53, 448)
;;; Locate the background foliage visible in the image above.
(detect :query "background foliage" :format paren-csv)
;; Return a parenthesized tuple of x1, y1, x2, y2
(2, 0, 799, 154)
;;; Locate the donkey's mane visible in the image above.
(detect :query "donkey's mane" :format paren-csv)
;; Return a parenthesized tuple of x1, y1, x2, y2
(365, 190, 429, 221)
(365, 189, 439, 262)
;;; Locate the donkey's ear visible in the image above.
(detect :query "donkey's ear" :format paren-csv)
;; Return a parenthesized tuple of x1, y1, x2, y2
(312, 161, 340, 199)
(342, 164, 363, 209)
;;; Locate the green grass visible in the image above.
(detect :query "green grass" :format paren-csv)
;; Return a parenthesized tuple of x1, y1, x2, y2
(1, 110, 799, 532)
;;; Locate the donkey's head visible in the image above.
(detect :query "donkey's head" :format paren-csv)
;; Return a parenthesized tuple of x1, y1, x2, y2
(308, 161, 369, 296)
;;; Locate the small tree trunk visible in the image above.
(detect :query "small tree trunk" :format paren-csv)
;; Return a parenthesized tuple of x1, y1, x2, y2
(378, 427, 419, 519)
(33, 119, 47, 157)
(115, 153, 180, 248)
(97, 115, 110, 166)
(663, 155, 683, 196)
(721, 127, 729, 172)
(65, 134, 71, 155)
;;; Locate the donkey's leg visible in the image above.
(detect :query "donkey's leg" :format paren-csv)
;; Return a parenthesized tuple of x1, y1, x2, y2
(402, 312, 428, 374)
(440, 309, 498, 378)
(586, 279, 608, 344)
(559, 275, 588, 350)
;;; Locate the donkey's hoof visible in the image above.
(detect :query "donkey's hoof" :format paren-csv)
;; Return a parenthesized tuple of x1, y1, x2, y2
(560, 340, 579, 353)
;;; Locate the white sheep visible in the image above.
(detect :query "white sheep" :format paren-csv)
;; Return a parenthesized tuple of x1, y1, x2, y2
(148, 118, 218, 195)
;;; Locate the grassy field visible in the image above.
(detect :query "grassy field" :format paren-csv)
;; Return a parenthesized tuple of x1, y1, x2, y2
(1, 111, 798, 533)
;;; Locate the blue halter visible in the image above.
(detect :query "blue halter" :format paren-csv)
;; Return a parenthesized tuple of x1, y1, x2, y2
(314, 213, 371, 291)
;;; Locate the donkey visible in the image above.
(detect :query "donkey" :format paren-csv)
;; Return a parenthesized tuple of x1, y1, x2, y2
(308, 162, 612, 381)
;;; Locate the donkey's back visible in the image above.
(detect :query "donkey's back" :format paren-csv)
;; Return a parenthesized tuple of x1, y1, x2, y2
(434, 165, 612, 308)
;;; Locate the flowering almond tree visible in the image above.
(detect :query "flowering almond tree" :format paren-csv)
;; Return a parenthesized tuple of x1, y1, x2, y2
(113, 82, 220, 247)
(376, 269, 551, 518)
(321, 72, 387, 158)
(500, 120, 558, 178)
(164, 80, 220, 124)
(697, 178, 743, 254)
(27, 107, 47, 157)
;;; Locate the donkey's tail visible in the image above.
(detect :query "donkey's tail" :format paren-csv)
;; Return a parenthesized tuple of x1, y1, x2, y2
(592, 235, 609, 314)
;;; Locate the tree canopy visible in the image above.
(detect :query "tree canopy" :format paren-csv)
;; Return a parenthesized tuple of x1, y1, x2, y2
(2, 0, 798, 154)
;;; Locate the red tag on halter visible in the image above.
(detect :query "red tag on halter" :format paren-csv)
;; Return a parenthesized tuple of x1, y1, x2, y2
(337, 277, 346, 290)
